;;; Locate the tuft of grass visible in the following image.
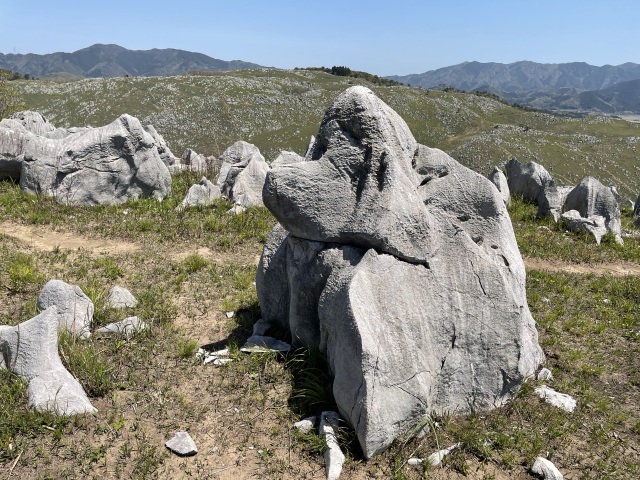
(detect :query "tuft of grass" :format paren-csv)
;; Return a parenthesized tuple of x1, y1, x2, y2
(6, 251, 45, 292)
(175, 338, 199, 359)
(58, 331, 114, 397)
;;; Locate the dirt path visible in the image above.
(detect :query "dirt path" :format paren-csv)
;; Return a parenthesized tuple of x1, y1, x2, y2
(523, 256, 640, 276)
(0, 221, 260, 265)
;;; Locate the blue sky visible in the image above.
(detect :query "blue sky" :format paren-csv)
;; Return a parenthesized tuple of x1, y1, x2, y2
(0, 0, 637, 76)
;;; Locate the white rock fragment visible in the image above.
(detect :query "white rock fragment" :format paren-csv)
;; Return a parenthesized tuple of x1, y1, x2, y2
(227, 205, 246, 215)
(96, 316, 147, 335)
(106, 286, 138, 309)
(225, 311, 235, 319)
(535, 385, 576, 412)
(198, 347, 232, 366)
(294, 416, 317, 434)
(426, 443, 461, 466)
(241, 335, 291, 352)
(537, 368, 554, 381)
(531, 457, 564, 479)
(165, 431, 198, 456)
(212, 358, 233, 367)
(320, 411, 345, 480)
(407, 457, 423, 466)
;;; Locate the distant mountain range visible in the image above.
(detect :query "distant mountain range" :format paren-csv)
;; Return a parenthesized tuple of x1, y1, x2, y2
(0, 44, 266, 78)
(388, 61, 640, 114)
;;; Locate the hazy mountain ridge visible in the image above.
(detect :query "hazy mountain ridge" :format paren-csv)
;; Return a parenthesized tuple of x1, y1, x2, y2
(388, 61, 640, 114)
(0, 44, 266, 78)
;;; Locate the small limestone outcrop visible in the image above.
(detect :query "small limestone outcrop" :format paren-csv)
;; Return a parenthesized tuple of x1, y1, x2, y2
(165, 431, 197, 456)
(258, 86, 544, 457)
(217, 141, 270, 208)
(96, 316, 147, 336)
(18, 114, 171, 205)
(145, 124, 179, 167)
(531, 457, 564, 480)
(176, 148, 218, 173)
(560, 210, 607, 244)
(177, 176, 221, 210)
(0, 110, 56, 136)
(537, 184, 573, 221)
(505, 157, 553, 203)
(107, 286, 138, 309)
(0, 307, 97, 415)
(37, 280, 94, 339)
(563, 176, 622, 243)
(487, 166, 510, 206)
(271, 150, 304, 167)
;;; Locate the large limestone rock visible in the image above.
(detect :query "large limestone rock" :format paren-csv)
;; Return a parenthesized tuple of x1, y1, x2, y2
(505, 157, 553, 203)
(563, 176, 622, 243)
(217, 141, 270, 207)
(0, 111, 56, 136)
(37, 280, 94, 339)
(257, 86, 544, 458)
(19, 114, 171, 205)
(0, 307, 97, 415)
(487, 166, 510, 206)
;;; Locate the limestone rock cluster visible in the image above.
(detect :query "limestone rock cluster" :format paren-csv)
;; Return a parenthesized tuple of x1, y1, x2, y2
(503, 157, 623, 244)
(257, 86, 544, 457)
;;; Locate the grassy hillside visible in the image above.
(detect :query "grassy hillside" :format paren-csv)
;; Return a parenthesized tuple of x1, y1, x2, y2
(15, 69, 640, 199)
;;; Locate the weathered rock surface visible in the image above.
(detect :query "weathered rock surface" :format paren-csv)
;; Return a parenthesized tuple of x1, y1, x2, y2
(635, 194, 640, 227)
(505, 157, 553, 203)
(303, 135, 316, 160)
(217, 141, 270, 207)
(96, 316, 147, 335)
(258, 86, 544, 457)
(271, 150, 304, 167)
(165, 431, 197, 456)
(0, 111, 56, 136)
(531, 457, 564, 480)
(177, 148, 215, 173)
(145, 124, 179, 167)
(537, 185, 573, 221)
(177, 176, 221, 210)
(487, 166, 510, 206)
(19, 114, 172, 205)
(107, 286, 138, 309)
(0, 307, 97, 415)
(37, 279, 94, 339)
(563, 176, 622, 243)
(560, 210, 608, 244)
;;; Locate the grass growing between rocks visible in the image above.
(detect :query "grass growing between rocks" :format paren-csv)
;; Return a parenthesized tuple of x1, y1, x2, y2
(0, 177, 639, 478)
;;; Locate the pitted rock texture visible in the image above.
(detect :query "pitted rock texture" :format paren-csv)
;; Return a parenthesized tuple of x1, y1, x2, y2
(257, 86, 544, 458)
(37, 279, 94, 339)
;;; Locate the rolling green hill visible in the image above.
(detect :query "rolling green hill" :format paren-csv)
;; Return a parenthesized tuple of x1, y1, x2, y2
(15, 69, 640, 199)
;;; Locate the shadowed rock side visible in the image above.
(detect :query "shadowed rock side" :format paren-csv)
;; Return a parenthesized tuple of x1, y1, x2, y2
(505, 157, 553, 203)
(257, 86, 544, 458)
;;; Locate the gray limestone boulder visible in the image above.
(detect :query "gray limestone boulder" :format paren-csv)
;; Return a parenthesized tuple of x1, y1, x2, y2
(487, 166, 510, 206)
(258, 86, 544, 458)
(0, 307, 97, 415)
(107, 286, 138, 309)
(563, 176, 622, 243)
(177, 176, 221, 210)
(271, 150, 304, 167)
(0, 111, 56, 136)
(217, 141, 270, 208)
(537, 185, 573, 221)
(37, 280, 94, 339)
(19, 114, 172, 205)
(178, 148, 214, 173)
(145, 125, 179, 167)
(505, 157, 553, 203)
